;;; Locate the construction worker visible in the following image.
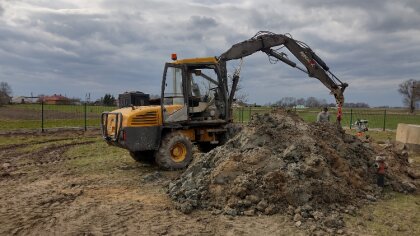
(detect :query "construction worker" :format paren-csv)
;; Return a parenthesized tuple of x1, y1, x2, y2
(317, 107, 330, 122)
(374, 156, 387, 187)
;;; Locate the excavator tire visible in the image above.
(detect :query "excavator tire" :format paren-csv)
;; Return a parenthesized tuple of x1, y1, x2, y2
(129, 151, 155, 164)
(155, 132, 193, 170)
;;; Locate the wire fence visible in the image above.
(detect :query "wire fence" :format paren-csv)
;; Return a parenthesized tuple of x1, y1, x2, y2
(0, 104, 419, 132)
(233, 107, 420, 130)
(0, 103, 117, 132)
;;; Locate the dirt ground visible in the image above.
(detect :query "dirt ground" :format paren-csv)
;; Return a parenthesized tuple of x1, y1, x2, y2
(0, 129, 419, 235)
(0, 130, 304, 235)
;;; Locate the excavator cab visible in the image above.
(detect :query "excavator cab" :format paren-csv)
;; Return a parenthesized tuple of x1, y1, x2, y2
(161, 58, 226, 125)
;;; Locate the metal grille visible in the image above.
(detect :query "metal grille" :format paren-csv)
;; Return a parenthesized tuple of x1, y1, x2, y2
(130, 111, 158, 126)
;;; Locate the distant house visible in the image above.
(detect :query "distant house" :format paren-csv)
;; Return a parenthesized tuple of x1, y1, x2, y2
(293, 105, 307, 109)
(40, 94, 70, 105)
(232, 102, 243, 108)
(11, 96, 26, 104)
(11, 96, 38, 104)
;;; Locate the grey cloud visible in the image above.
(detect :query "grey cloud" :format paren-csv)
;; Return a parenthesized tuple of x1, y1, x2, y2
(365, 16, 420, 33)
(1, 0, 419, 106)
(285, 0, 385, 9)
(189, 16, 218, 28)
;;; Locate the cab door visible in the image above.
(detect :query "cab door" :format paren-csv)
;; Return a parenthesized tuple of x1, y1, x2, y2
(161, 63, 188, 123)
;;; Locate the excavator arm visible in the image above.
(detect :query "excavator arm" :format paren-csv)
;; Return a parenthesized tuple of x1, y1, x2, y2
(219, 31, 348, 122)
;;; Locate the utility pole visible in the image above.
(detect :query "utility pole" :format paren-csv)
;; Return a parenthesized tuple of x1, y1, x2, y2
(413, 82, 419, 111)
(411, 83, 415, 112)
(85, 93, 91, 103)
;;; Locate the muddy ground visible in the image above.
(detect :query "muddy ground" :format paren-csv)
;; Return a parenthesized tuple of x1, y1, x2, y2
(0, 129, 419, 235)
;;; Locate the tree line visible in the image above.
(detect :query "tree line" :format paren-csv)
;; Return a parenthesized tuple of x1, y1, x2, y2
(266, 96, 370, 108)
(1, 79, 419, 111)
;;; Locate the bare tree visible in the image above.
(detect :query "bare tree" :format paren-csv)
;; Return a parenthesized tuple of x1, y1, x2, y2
(296, 98, 306, 106)
(280, 97, 297, 107)
(233, 83, 249, 105)
(228, 60, 249, 105)
(398, 79, 420, 113)
(305, 96, 321, 108)
(0, 82, 12, 105)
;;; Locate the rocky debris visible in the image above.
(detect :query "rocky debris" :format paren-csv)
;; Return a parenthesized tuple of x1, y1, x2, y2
(392, 224, 400, 231)
(168, 111, 418, 231)
(407, 169, 420, 179)
(2, 163, 11, 169)
(142, 171, 162, 182)
(366, 194, 377, 202)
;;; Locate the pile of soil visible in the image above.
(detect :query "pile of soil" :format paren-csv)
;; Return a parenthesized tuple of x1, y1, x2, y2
(169, 111, 418, 231)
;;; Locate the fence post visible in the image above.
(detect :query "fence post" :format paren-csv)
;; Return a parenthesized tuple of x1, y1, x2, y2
(349, 109, 353, 129)
(241, 107, 244, 123)
(84, 102, 87, 131)
(383, 109, 387, 131)
(41, 101, 44, 132)
(249, 106, 252, 124)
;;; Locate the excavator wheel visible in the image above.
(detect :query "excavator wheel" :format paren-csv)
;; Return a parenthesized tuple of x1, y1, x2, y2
(155, 132, 193, 170)
(129, 151, 155, 164)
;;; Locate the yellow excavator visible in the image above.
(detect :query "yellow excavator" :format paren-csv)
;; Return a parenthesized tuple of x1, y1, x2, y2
(101, 31, 348, 169)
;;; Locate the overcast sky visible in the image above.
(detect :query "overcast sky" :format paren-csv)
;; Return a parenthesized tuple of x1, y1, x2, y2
(1, 0, 419, 106)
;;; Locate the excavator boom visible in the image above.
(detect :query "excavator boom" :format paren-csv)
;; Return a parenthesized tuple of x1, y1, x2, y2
(219, 31, 348, 122)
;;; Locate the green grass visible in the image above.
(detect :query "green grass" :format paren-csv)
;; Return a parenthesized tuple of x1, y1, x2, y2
(346, 129, 396, 142)
(18, 136, 99, 154)
(64, 140, 148, 175)
(345, 192, 420, 235)
(0, 135, 53, 146)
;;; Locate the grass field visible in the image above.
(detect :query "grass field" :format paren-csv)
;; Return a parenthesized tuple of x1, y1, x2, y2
(1, 104, 419, 131)
(0, 104, 116, 131)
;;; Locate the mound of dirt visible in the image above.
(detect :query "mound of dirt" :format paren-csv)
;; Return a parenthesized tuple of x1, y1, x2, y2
(169, 111, 418, 230)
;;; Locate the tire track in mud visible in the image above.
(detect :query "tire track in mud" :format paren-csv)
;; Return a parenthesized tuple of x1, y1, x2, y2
(0, 137, 76, 151)
(1, 140, 97, 169)
(1, 187, 85, 235)
(98, 203, 139, 235)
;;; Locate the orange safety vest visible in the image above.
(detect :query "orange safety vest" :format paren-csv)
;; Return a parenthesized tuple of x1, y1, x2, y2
(377, 162, 386, 174)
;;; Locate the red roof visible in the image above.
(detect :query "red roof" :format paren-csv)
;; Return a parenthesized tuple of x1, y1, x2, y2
(42, 94, 68, 101)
